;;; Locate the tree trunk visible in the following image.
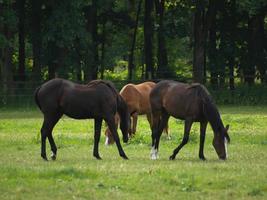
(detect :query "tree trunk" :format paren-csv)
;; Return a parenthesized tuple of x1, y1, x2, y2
(208, 23, 218, 88)
(31, 0, 42, 82)
(155, 0, 169, 78)
(1, 2, 15, 95)
(91, 0, 98, 80)
(100, 21, 106, 79)
(245, 15, 262, 85)
(228, 0, 236, 90)
(48, 62, 56, 80)
(144, 0, 154, 79)
(47, 42, 57, 79)
(2, 27, 14, 95)
(252, 13, 265, 83)
(128, 0, 142, 80)
(193, 1, 206, 84)
(84, 1, 99, 81)
(17, 0, 26, 82)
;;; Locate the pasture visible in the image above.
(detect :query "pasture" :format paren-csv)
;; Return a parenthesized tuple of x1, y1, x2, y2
(0, 106, 266, 200)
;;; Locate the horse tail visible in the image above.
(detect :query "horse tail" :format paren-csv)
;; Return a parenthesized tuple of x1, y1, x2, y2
(116, 94, 129, 132)
(87, 80, 129, 133)
(101, 81, 129, 134)
(34, 86, 42, 111)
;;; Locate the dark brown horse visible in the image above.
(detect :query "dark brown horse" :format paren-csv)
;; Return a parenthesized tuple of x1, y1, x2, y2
(34, 78, 130, 160)
(150, 80, 230, 160)
(105, 81, 169, 145)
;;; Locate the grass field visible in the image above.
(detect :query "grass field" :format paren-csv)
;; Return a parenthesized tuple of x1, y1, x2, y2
(0, 106, 266, 200)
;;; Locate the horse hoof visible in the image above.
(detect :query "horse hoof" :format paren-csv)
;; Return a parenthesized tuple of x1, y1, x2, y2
(199, 157, 206, 161)
(94, 154, 102, 160)
(51, 155, 57, 161)
(151, 154, 158, 160)
(121, 155, 128, 160)
(41, 155, 48, 161)
(169, 155, 175, 160)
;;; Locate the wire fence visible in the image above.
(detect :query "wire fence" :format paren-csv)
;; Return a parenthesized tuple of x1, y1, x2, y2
(0, 77, 267, 108)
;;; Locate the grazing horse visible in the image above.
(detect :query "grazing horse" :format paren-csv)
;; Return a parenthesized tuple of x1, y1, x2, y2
(105, 81, 169, 144)
(34, 78, 130, 160)
(150, 80, 230, 160)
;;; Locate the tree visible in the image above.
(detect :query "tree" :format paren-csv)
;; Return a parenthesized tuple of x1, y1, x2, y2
(144, 0, 154, 79)
(0, 0, 16, 94)
(17, 0, 26, 82)
(84, 0, 99, 81)
(193, 0, 207, 84)
(155, 0, 170, 78)
(30, 0, 42, 82)
(207, 0, 219, 88)
(128, 0, 142, 80)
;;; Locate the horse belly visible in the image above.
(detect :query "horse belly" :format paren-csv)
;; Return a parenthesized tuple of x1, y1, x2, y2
(63, 107, 94, 119)
(61, 98, 98, 119)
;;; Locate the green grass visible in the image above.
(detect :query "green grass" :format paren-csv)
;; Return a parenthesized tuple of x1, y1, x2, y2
(0, 106, 267, 200)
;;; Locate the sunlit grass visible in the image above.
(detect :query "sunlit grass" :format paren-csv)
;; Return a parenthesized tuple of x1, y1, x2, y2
(0, 106, 266, 199)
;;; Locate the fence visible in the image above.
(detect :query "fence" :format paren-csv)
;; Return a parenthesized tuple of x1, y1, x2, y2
(0, 78, 267, 108)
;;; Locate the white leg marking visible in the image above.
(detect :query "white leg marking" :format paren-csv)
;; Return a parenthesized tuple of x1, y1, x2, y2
(105, 137, 109, 146)
(51, 151, 56, 158)
(224, 138, 228, 158)
(150, 146, 158, 160)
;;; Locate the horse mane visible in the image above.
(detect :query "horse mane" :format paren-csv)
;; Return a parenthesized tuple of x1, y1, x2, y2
(192, 84, 224, 133)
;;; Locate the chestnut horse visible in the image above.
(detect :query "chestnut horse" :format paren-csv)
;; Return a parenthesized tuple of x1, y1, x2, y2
(34, 78, 130, 160)
(105, 81, 168, 144)
(150, 80, 230, 160)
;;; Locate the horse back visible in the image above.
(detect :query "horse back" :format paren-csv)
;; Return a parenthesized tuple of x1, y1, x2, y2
(120, 82, 155, 114)
(151, 81, 204, 120)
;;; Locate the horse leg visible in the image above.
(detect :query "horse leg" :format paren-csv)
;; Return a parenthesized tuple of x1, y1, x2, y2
(93, 118, 103, 159)
(146, 113, 153, 131)
(169, 119, 193, 160)
(150, 111, 161, 160)
(154, 111, 170, 154)
(41, 113, 62, 161)
(106, 117, 128, 159)
(40, 122, 48, 161)
(132, 112, 138, 136)
(199, 121, 208, 160)
(105, 114, 119, 145)
(164, 122, 171, 140)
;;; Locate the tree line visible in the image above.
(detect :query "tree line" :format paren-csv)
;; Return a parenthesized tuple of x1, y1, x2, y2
(0, 0, 267, 94)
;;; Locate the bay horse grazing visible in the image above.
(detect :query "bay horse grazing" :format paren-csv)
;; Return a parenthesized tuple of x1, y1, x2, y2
(150, 80, 230, 160)
(34, 78, 130, 161)
(105, 81, 169, 144)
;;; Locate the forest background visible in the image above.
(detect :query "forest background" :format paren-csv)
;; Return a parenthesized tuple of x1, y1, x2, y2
(1, 0, 267, 106)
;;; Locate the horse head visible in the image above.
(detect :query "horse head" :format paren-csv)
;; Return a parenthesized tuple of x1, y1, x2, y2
(213, 124, 230, 160)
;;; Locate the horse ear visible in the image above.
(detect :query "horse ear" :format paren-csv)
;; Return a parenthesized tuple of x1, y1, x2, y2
(225, 124, 229, 131)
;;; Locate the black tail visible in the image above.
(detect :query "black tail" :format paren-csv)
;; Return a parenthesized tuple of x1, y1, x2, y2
(102, 81, 129, 134)
(34, 86, 42, 111)
(87, 79, 130, 134)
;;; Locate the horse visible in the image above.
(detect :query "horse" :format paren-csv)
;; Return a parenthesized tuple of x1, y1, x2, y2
(105, 81, 169, 145)
(149, 80, 230, 160)
(34, 78, 130, 161)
